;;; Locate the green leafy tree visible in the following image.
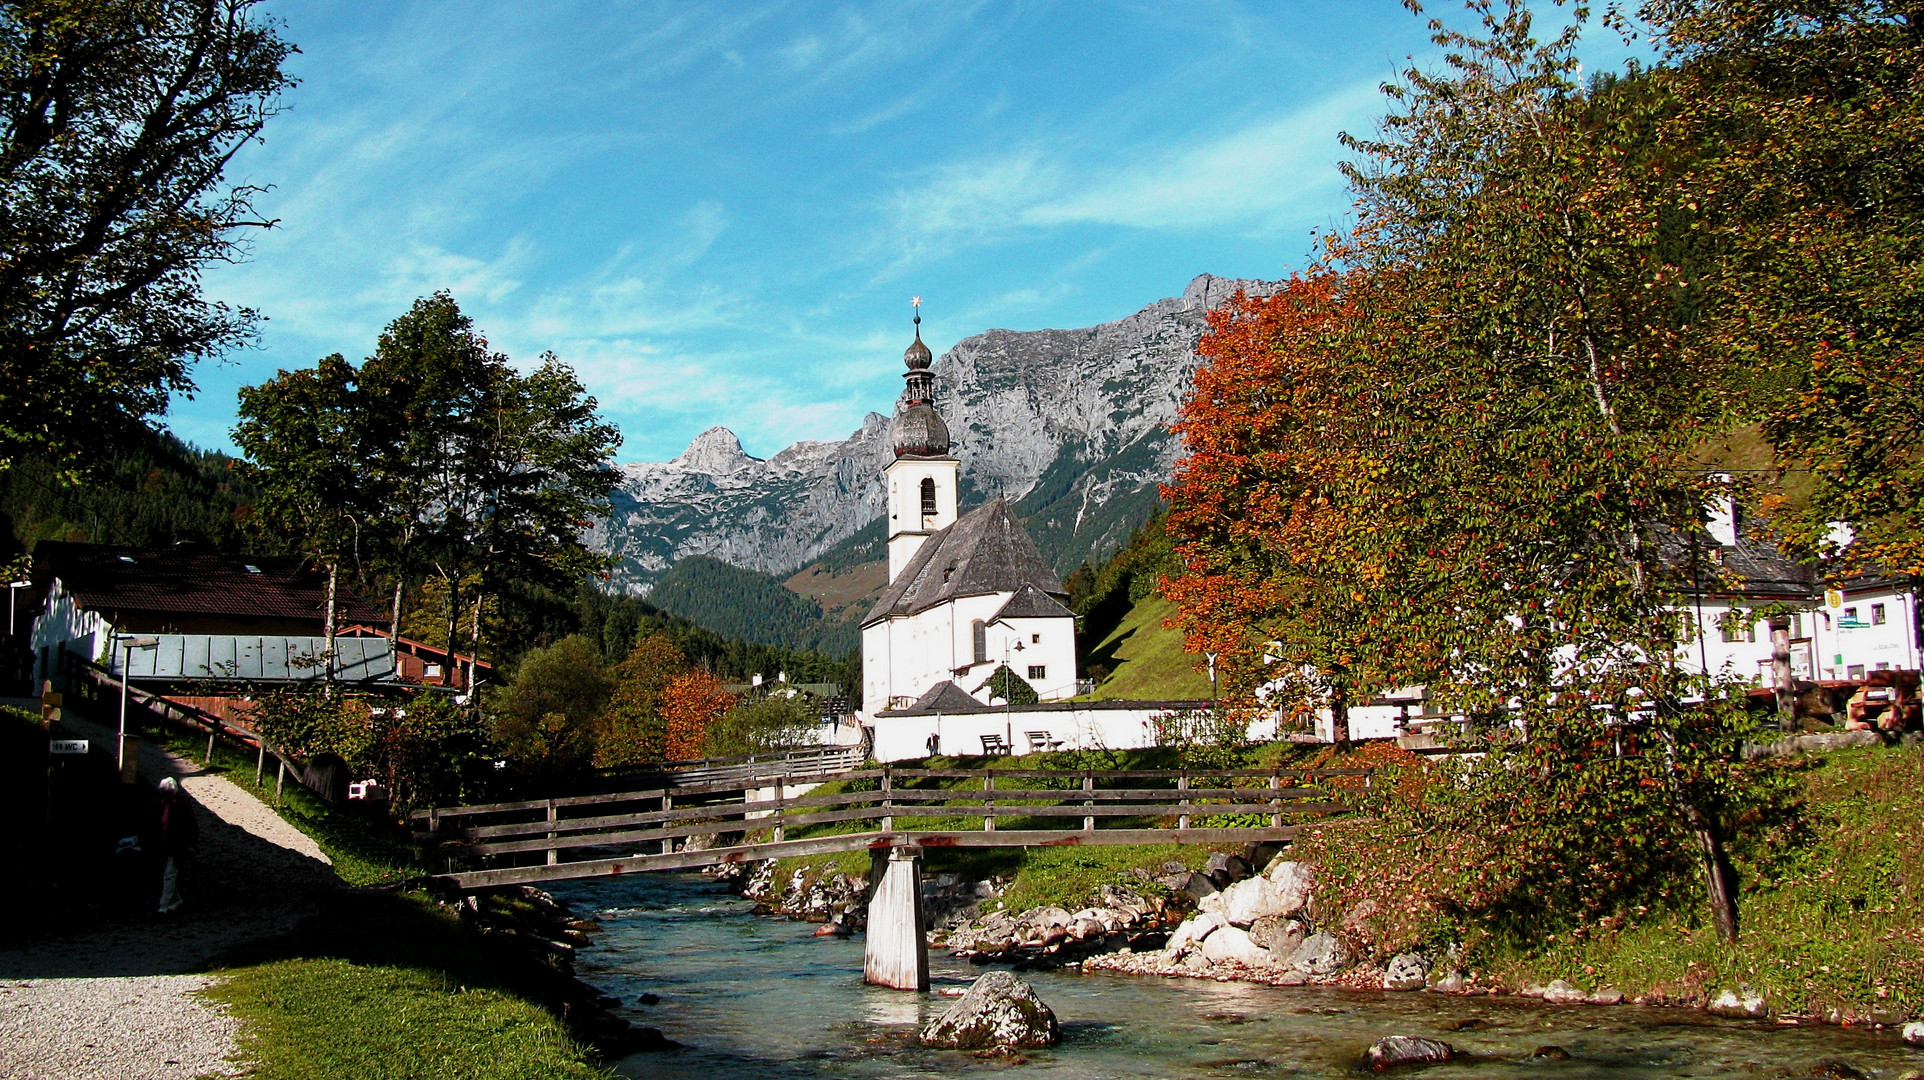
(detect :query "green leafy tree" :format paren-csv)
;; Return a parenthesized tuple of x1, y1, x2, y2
(233, 354, 364, 672)
(703, 691, 819, 757)
(486, 634, 610, 777)
(977, 665, 1039, 706)
(0, 0, 294, 474)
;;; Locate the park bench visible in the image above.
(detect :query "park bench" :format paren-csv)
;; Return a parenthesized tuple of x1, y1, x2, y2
(978, 733, 1011, 756)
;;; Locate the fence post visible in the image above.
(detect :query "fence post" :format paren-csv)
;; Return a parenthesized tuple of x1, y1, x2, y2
(275, 758, 285, 805)
(1270, 768, 1282, 828)
(205, 725, 217, 765)
(546, 799, 558, 866)
(983, 773, 995, 832)
(881, 766, 893, 835)
(661, 789, 675, 855)
(773, 777, 785, 843)
(255, 742, 265, 786)
(1082, 772, 1094, 832)
(1177, 771, 1189, 831)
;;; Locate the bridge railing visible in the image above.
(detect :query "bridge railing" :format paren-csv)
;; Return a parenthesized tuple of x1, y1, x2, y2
(412, 765, 1375, 889)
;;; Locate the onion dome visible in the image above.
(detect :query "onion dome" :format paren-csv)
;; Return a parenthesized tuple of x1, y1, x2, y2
(893, 402, 950, 458)
(904, 330, 933, 370)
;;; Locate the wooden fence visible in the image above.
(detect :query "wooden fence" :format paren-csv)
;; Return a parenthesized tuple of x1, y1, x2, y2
(413, 765, 1374, 890)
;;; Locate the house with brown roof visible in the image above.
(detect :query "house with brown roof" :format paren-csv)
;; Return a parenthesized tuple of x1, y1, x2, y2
(29, 541, 396, 692)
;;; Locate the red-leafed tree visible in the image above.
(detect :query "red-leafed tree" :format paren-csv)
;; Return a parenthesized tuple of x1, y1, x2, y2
(661, 670, 734, 762)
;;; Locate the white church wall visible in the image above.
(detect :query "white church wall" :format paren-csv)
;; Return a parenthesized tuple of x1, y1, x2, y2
(982, 615, 1078, 701)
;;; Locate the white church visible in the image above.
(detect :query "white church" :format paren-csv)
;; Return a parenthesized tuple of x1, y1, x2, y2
(857, 313, 1204, 761)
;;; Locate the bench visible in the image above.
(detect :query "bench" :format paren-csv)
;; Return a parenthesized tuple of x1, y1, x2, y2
(1025, 730, 1063, 753)
(979, 734, 1011, 756)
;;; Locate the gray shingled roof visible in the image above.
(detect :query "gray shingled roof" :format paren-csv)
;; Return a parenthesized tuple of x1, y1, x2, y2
(861, 498, 1067, 627)
(991, 583, 1074, 622)
(895, 680, 992, 715)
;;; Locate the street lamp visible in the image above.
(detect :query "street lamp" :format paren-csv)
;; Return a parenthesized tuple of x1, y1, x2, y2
(117, 634, 159, 779)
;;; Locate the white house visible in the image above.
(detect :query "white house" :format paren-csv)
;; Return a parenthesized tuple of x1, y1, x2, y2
(858, 315, 1078, 716)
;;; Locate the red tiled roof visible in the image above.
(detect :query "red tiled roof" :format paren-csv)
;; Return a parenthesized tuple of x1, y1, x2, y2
(35, 541, 390, 626)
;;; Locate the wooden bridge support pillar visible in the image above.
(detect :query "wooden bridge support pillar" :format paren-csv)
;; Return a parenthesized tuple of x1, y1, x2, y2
(863, 845, 928, 991)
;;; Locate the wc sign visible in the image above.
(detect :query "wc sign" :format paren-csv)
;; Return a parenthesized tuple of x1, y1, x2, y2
(50, 739, 89, 755)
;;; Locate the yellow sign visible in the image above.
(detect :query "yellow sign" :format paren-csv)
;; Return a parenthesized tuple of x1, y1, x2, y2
(1825, 589, 1844, 609)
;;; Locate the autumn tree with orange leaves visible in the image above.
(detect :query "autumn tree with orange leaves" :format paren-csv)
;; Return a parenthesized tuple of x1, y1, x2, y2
(661, 670, 735, 761)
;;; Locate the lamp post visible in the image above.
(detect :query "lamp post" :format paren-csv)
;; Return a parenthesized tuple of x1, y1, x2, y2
(117, 635, 159, 779)
(1001, 637, 1025, 750)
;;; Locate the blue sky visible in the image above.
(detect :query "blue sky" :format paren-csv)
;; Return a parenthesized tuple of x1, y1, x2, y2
(183, 1, 1633, 464)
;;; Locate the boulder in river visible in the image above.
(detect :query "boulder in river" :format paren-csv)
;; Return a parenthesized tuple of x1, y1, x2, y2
(1200, 925, 1273, 968)
(1706, 985, 1767, 1019)
(1428, 970, 1471, 994)
(1902, 1021, 1924, 1046)
(1586, 988, 1625, 1006)
(1364, 1035, 1455, 1071)
(1221, 874, 1304, 927)
(920, 971, 1060, 1050)
(1383, 953, 1430, 992)
(1541, 979, 1586, 1004)
(1166, 912, 1226, 954)
(1248, 915, 1307, 955)
(1284, 931, 1352, 977)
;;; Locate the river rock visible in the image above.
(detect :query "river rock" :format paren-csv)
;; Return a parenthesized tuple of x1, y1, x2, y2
(1265, 860, 1315, 902)
(1284, 931, 1352, 976)
(1200, 925, 1273, 968)
(1167, 912, 1226, 954)
(1221, 873, 1310, 927)
(1383, 953, 1430, 992)
(1902, 1021, 1924, 1046)
(1428, 970, 1471, 994)
(1587, 988, 1625, 1006)
(1179, 872, 1221, 901)
(1706, 985, 1767, 1018)
(1542, 979, 1586, 1004)
(919, 971, 1060, 1050)
(1364, 1035, 1455, 1071)
(1248, 915, 1307, 954)
(1205, 851, 1251, 883)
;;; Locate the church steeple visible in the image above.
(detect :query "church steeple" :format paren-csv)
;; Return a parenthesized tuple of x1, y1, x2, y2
(891, 298, 949, 458)
(884, 297, 958, 581)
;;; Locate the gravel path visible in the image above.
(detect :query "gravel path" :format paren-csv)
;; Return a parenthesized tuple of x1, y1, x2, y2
(0, 710, 339, 1079)
(0, 975, 240, 1080)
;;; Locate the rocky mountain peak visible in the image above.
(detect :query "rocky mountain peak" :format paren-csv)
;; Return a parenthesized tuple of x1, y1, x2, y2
(672, 426, 758, 475)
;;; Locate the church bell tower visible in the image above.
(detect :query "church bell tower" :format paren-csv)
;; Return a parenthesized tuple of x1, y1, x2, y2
(885, 300, 958, 582)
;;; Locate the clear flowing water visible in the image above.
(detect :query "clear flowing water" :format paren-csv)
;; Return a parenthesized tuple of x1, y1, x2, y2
(552, 874, 1921, 1079)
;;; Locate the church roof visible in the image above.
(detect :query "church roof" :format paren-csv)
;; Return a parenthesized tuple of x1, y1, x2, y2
(861, 497, 1067, 627)
(991, 583, 1073, 622)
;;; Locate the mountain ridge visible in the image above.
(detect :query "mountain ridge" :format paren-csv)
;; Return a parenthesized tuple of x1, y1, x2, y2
(588, 273, 1280, 598)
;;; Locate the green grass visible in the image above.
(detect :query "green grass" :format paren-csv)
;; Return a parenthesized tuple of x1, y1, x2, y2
(1084, 594, 1211, 701)
(1487, 743, 1924, 1019)
(203, 890, 610, 1080)
(141, 722, 416, 887)
(205, 960, 608, 1080)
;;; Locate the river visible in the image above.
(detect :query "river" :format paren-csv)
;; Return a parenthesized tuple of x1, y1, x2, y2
(551, 873, 1919, 1079)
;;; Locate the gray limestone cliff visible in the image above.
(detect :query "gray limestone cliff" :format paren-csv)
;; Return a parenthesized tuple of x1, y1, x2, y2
(590, 274, 1278, 593)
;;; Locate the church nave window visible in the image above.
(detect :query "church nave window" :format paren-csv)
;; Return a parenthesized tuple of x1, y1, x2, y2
(972, 620, 987, 664)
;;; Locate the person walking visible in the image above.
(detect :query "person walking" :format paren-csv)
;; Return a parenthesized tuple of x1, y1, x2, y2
(155, 776, 198, 914)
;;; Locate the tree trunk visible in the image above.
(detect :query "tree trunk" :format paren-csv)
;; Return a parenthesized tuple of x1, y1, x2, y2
(1678, 796, 1740, 942)
(1770, 617, 1797, 733)
(322, 560, 338, 695)
(1330, 678, 1351, 746)
(389, 578, 403, 642)
(467, 590, 484, 692)
(442, 572, 461, 690)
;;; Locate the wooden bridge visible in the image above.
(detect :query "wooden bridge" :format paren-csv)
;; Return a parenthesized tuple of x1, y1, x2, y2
(413, 763, 1370, 991)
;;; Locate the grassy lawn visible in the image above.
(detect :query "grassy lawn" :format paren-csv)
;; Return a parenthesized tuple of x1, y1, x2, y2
(203, 889, 612, 1080)
(1084, 594, 1211, 701)
(1489, 743, 1924, 1019)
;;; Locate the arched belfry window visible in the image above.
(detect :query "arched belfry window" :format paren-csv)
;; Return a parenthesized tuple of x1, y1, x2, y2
(972, 620, 987, 664)
(920, 477, 937, 516)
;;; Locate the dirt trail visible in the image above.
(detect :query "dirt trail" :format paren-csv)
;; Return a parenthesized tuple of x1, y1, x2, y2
(0, 713, 339, 1079)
